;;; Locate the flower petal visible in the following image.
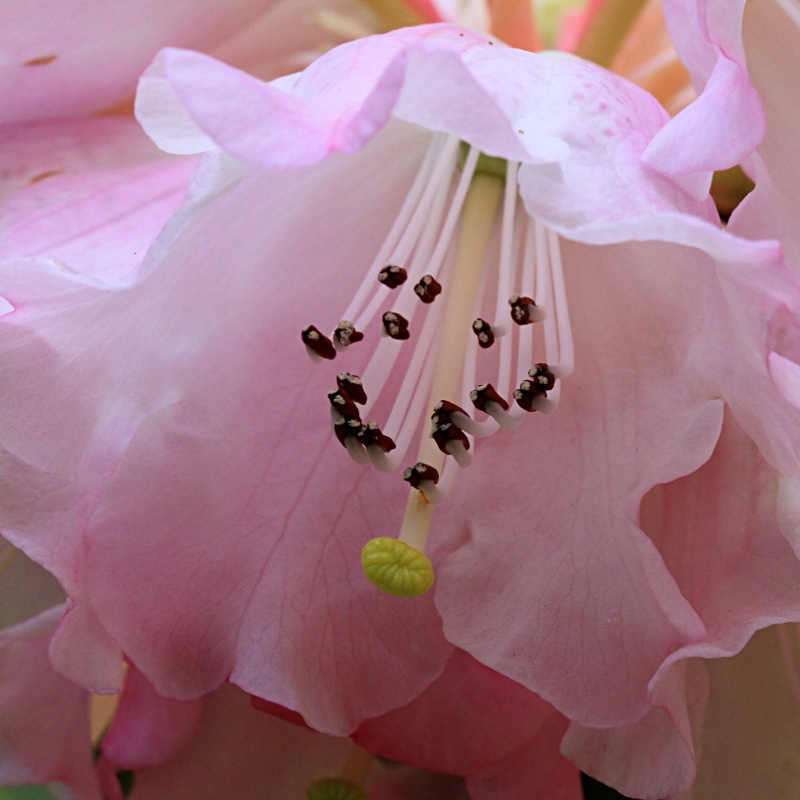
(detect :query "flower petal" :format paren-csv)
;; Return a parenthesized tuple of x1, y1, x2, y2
(561, 660, 709, 798)
(0, 0, 272, 123)
(0, 123, 453, 735)
(436, 237, 727, 727)
(354, 649, 555, 775)
(0, 605, 100, 799)
(100, 664, 204, 770)
(0, 118, 197, 284)
(645, 0, 765, 175)
(466, 714, 582, 800)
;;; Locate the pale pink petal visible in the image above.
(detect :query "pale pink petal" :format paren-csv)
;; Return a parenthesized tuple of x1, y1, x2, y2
(642, 413, 800, 703)
(466, 714, 583, 800)
(646, 0, 765, 175)
(436, 237, 725, 727)
(0, 605, 100, 799)
(562, 661, 709, 798)
(0, 124, 452, 734)
(100, 665, 203, 770)
(0, 0, 273, 123)
(0, 118, 197, 284)
(354, 649, 554, 775)
(138, 27, 746, 238)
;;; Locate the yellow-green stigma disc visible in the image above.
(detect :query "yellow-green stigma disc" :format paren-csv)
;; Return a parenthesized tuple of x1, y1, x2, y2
(306, 777, 370, 800)
(361, 537, 435, 597)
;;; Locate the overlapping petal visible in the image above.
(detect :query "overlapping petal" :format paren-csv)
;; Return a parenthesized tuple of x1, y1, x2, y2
(646, 0, 765, 177)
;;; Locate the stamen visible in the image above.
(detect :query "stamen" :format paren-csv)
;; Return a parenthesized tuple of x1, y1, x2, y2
(336, 372, 367, 405)
(328, 388, 361, 421)
(509, 293, 544, 325)
(470, 382, 508, 413)
(403, 462, 442, 504)
(513, 364, 556, 413)
(382, 311, 410, 340)
(357, 422, 397, 453)
(333, 320, 363, 349)
(430, 400, 472, 456)
(413, 274, 442, 304)
(377, 265, 407, 288)
(302, 325, 336, 361)
(471, 318, 495, 348)
(334, 418, 370, 465)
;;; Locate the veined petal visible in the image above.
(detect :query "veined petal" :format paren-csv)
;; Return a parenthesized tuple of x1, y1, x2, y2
(435, 237, 727, 727)
(0, 122, 454, 735)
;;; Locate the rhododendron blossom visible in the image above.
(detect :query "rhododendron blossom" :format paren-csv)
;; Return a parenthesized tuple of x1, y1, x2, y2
(4, 1, 800, 798)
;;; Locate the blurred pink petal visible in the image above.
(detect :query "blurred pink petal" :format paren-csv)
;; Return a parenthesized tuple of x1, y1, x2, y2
(0, 605, 100, 799)
(131, 682, 468, 799)
(354, 648, 556, 774)
(0, 0, 275, 123)
(101, 664, 203, 770)
(0, 117, 197, 283)
(466, 713, 583, 800)
(645, 0, 765, 178)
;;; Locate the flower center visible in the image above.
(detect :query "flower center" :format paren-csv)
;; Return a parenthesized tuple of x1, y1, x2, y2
(302, 133, 574, 596)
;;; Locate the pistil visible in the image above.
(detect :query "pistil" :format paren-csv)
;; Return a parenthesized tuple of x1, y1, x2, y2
(361, 171, 503, 595)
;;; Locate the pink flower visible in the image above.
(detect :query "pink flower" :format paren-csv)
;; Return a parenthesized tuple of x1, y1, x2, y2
(3, 5, 800, 798)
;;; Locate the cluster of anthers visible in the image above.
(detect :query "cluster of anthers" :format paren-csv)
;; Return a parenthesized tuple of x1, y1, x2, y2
(302, 134, 574, 597)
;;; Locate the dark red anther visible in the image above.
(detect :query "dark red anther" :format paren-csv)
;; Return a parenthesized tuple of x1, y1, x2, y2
(471, 318, 495, 349)
(430, 400, 471, 455)
(509, 294, 538, 326)
(528, 363, 556, 391)
(336, 372, 367, 405)
(357, 421, 397, 453)
(328, 388, 361, 421)
(333, 320, 363, 348)
(302, 325, 336, 360)
(334, 417, 364, 447)
(414, 274, 442, 304)
(470, 383, 509, 413)
(378, 265, 408, 289)
(403, 462, 440, 488)
(382, 311, 410, 340)
(513, 365, 555, 412)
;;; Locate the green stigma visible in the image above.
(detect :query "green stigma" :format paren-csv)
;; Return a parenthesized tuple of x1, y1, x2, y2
(307, 777, 370, 800)
(361, 537, 435, 597)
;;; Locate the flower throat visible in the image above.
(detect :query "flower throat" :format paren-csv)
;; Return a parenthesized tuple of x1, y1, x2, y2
(302, 134, 574, 597)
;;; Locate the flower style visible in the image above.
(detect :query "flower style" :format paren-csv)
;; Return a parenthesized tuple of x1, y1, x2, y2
(3, 3, 800, 798)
